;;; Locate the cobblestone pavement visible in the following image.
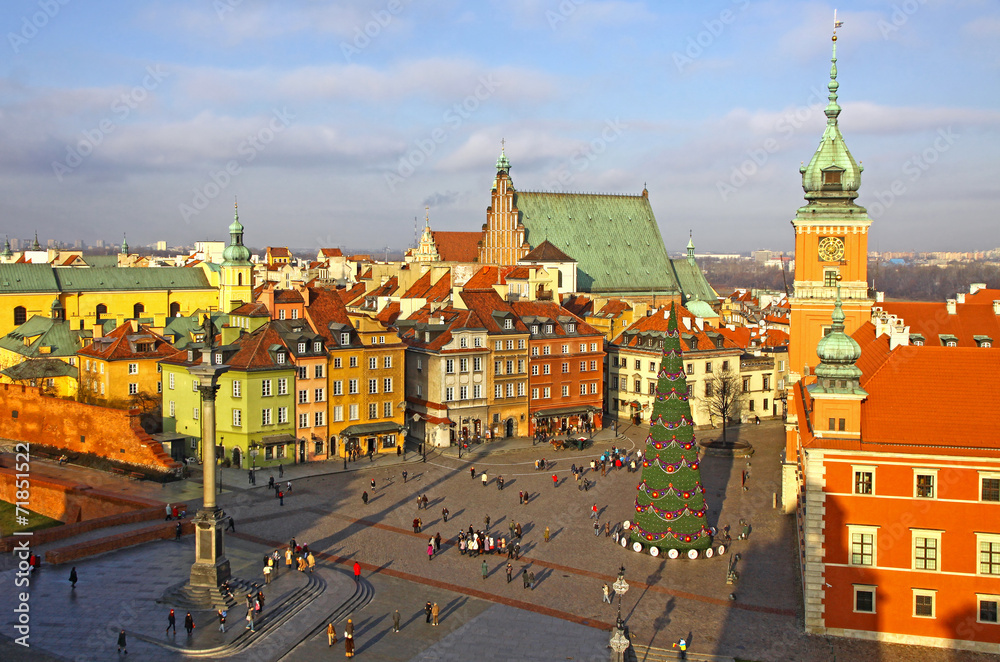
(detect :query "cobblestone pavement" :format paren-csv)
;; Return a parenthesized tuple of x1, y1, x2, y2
(3, 421, 998, 661)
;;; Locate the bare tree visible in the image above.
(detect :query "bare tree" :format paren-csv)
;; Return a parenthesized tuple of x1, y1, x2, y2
(701, 367, 742, 442)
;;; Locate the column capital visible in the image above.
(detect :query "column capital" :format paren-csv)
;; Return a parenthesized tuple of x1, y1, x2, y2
(199, 383, 222, 401)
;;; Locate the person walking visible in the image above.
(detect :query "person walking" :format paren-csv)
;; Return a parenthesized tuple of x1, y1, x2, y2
(184, 612, 194, 637)
(591, 503, 598, 519)
(344, 619, 355, 657)
(604, 522, 611, 537)
(434, 532, 442, 552)
(278, 463, 284, 478)
(69, 566, 77, 589)
(402, 470, 408, 483)
(175, 522, 182, 541)
(245, 607, 255, 633)
(481, 559, 489, 581)
(484, 514, 491, 530)
(427, 542, 434, 561)
(307, 551, 316, 573)
(544, 526, 550, 543)
(421, 494, 428, 509)
(327, 622, 338, 646)
(166, 609, 176, 634)
(552, 474, 558, 488)
(413, 517, 422, 533)
(518, 490, 523, 504)
(425, 601, 433, 623)
(673, 638, 688, 660)
(602, 583, 612, 604)
(392, 609, 401, 633)
(515, 522, 522, 539)
(278, 490, 284, 506)
(442, 507, 449, 522)
(116, 629, 127, 655)
(361, 490, 368, 506)
(285, 547, 293, 570)
(594, 521, 601, 536)
(218, 609, 227, 633)
(263, 562, 272, 584)
(522, 568, 530, 589)
(470, 466, 476, 479)
(481, 471, 488, 487)
(165, 503, 172, 521)
(431, 602, 440, 626)
(506, 562, 513, 583)
(353, 561, 361, 583)
(497, 475, 504, 490)
(528, 571, 536, 590)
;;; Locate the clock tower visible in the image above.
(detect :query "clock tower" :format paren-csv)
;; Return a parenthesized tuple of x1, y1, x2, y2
(788, 30, 873, 383)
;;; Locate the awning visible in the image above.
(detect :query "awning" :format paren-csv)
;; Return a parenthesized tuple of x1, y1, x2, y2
(338, 422, 405, 437)
(260, 434, 297, 445)
(532, 405, 599, 419)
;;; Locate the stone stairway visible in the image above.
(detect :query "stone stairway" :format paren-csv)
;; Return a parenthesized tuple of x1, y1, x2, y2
(629, 644, 735, 662)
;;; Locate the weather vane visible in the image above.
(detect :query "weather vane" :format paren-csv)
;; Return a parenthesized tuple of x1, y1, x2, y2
(833, 9, 843, 38)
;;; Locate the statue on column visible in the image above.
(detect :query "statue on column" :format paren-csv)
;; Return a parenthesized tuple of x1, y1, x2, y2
(202, 314, 217, 351)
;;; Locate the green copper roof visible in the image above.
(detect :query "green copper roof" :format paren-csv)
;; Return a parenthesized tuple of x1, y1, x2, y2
(1, 238, 11, 259)
(0, 315, 89, 358)
(514, 191, 681, 295)
(671, 252, 717, 303)
(223, 203, 252, 266)
(813, 290, 864, 389)
(495, 148, 510, 172)
(0, 264, 212, 294)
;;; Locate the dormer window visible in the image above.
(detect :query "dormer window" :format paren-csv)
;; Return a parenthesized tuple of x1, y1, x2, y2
(504, 318, 513, 330)
(298, 342, 307, 353)
(975, 336, 993, 348)
(531, 325, 539, 335)
(460, 337, 468, 348)
(545, 324, 553, 334)
(276, 352, 285, 364)
(187, 350, 194, 362)
(822, 170, 842, 185)
(215, 353, 223, 365)
(567, 323, 576, 333)
(340, 332, 350, 345)
(474, 337, 482, 348)
(314, 341, 322, 352)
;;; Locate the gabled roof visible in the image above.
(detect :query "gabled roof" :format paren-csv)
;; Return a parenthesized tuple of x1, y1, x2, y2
(319, 248, 343, 258)
(670, 257, 717, 303)
(267, 247, 292, 257)
(401, 271, 433, 299)
(510, 300, 601, 337)
(337, 282, 367, 306)
(274, 290, 304, 304)
(367, 276, 399, 299)
(459, 290, 527, 334)
(0, 316, 89, 358)
(514, 190, 679, 294)
(521, 239, 574, 263)
(561, 294, 593, 317)
(431, 231, 481, 262)
(77, 321, 179, 362)
(303, 287, 352, 343)
(226, 322, 293, 372)
(423, 271, 451, 302)
(612, 306, 739, 354)
(1, 357, 77, 381)
(376, 302, 401, 326)
(231, 302, 271, 317)
(400, 307, 484, 352)
(594, 299, 630, 318)
(463, 266, 515, 290)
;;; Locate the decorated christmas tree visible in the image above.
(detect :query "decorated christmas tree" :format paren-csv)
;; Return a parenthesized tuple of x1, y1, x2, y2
(630, 303, 713, 555)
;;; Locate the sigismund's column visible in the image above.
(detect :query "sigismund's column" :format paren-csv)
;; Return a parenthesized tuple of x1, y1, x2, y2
(188, 347, 231, 589)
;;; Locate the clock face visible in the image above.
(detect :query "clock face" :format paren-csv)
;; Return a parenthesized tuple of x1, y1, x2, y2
(817, 236, 845, 262)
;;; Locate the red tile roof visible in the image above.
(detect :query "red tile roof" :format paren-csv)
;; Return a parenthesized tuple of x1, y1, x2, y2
(459, 290, 527, 333)
(227, 322, 291, 371)
(423, 271, 451, 302)
(78, 321, 179, 361)
(594, 300, 631, 318)
(561, 295, 593, 317)
(401, 271, 432, 299)
(367, 276, 399, 298)
(510, 300, 602, 338)
(613, 305, 739, 353)
(877, 298, 1000, 347)
(268, 247, 292, 257)
(304, 287, 352, 343)
(274, 290, 304, 303)
(376, 302, 401, 326)
(463, 266, 517, 290)
(230, 302, 271, 317)
(521, 239, 574, 263)
(431, 231, 481, 262)
(336, 283, 367, 306)
(319, 248, 344, 258)
(506, 267, 530, 280)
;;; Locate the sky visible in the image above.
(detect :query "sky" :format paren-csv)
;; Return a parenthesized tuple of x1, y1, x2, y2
(1, 0, 998, 255)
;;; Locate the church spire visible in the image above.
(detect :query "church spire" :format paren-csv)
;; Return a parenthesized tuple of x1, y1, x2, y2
(121, 233, 129, 255)
(812, 281, 864, 393)
(32, 231, 40, 251)
(1, 236, 11, 259)
(495, 138, 510, 173)
(222, 197, 252, 266)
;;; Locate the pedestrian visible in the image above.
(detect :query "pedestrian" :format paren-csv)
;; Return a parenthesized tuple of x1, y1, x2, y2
(416, 494, 422, 510)
(328, 622, 338, 646)
(298, 555, 307, 572)
(218, 609, 227, 632)
(518, 490, 523, 504)
(603, 583, 612, 604)
(263, 562, 272, 584)
(392, 608, 401, 632)
(268, 475, 275, 489)
(442, 507, 449, 522)
(286, 480, 292, 493)
(116, 629, 127, 655)
(552, 474, 558, 488)
(544, 526, 550, 543)
(307, 551, 316, 573)
(591, 503, 598, 519)
(498, 475, 504, 490)
(605, 522, 611, 537)
(362, 490, 368, 505)
(481, 559, 489, 580)
(353, 561, 361, 582)
(425, 601, 433, 623)
(279, 463, 284, 477)
(481, 472, 488, 487)
(484, 514, 491, 530)
(228, 516, 236, 532)
(427, 542, 434, 561)
(279, 490, 284, 506)
(515, 522, 522, 539)
(594, 521, 600, 536)
(245, 607, 255, 632)
(434, 532, 442, 552)
(506, 562, 513, 582)
(513, 542, 520, 560)
(673, 638, 688, 660)
(248, 469, 253, 485)
(286, 547, 293, 569)
(470, 466, 476, 479)
(397, 444, 402, 456)
(522, 569, 530, 589)
(175, 522, 182, 541)
(432, 602, 440, 626)
(421, 494, 428, 509)
(257, 589, 265, 612)
(344, 619, 354, 656)
(165, 503, 172, 521)
(371, 478, 376, 492)
(528, 571, 536, 590)
(184, 612, 194, 637)
(166, 609, 176, 635)
(402, 470, 408, 483)
(69, 566, 77, 589)
(413, 517, 421, 533)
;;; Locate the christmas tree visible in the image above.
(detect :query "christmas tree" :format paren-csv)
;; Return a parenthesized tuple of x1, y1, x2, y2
(630, 303, 713, 555)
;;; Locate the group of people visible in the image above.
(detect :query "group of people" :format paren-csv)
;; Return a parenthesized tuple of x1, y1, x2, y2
(327, 618, 356, 656)
(455, 525, 522, 560)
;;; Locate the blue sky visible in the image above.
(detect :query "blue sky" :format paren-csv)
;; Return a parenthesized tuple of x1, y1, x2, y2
(1, 0, 997, 254)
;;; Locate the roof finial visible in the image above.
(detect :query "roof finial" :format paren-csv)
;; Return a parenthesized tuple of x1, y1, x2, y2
(501, 137, 505, 153)
(825, 10, 843, 125)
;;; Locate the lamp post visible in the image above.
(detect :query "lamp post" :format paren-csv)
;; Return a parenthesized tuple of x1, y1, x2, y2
(609, 565, 631, 661)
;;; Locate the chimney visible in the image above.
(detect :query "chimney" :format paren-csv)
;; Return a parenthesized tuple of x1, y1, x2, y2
(993, 300, 1000, 315)
(875, 291, 885, 303)
(946, 299, 957, 315)
(956, 293, 965, 304)
(970, 283, 986, 295)
(92, 323, 104, 339)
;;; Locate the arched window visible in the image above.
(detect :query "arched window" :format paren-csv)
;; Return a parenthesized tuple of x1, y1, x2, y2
(133, 303, 144, 319)
(95, 303, 107, 321)
(13, 306, 26, 326)
(237, 272, 244, 286)
(169, 302, 181, 317)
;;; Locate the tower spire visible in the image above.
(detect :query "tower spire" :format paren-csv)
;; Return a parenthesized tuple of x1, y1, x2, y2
(121, 232, 128, 255)
(825, 10, 843, 126)
(495, 139, 510, 172)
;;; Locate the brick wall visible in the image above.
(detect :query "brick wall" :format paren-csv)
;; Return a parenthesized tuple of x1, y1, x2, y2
(45, 519, 195, 565)
(0, 383, 180, 472)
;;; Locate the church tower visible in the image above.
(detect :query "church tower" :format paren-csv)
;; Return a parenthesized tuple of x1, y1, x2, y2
(788, 27, 873, 383)
(220, 200, 253, 314)
(410, 207, 442, 263)
(478, 144, 529, 265)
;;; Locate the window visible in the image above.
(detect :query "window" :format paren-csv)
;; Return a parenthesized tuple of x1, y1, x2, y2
(383, 401, 392, 417)
(276, 352, 285, 364)
(705, 382, 713, 398)
(369, 356, 377, 370)
(748, 400, 755, 412)
(518, 339, 525, 349)
(824, 270, 839, 287)
(333, 405, 343, 422)
(494, 360, 502, 375)
(383, 378, 393, 393)
(460, 358, 469, 372)
(278, 378, 288, 395)
(262, 379, 272, 397)
(332, 380, 343, 396)
(279, 309, 286, 320)
(705, 362, 713, 373)
(314, 364, 324, 378)
(445, 387, 454, 402)
(349, 404, 359, 420)
(562, 362, 569, 374)
(190, 376, 197, 390)
(495, 340, 502, 351)
(341, 332, 350, 345)
(980, 534, 1000, 575)
(299, 412, 309, 428)
(590, 382, 598, 394)
(459, 386, 468, 400)
(531, 347, 539, 356)
(495, 384, 502, 399)
(474, 337, 482, 348)
(368, 403, 378, 419)
(314, 388, 325, 402)
(13, 306, 26, 326)
(314, 411, 326, 427)
(128, 363, 138, 375)
(915, 470, 937, 498)
(531, 365, 539, 376)
(383, 355, 392, 369)
(543, 387, 550, 399)
(459, 336, 467, 348)
(473, 357, 482, 372)
(169, 373, 175, 390)
(634, 380, 641, 393)
(979, 595, 1000, 624)
(298, 342, 307, 354)
(580, 383, 588, 396)
(262, 408, 272, 425)
(567, 323, 576, 333)
(913, 590, 936, 618)
(504, 318, 513, 330)
(686, 363, 694, 375)
(349, 379, 359, 394)
(506, 340, 514, 351)
(562, 385, 569, 397)
(192, 407, 199, 420)
(473, 384, 482, 399)
(518, 382, 526, 397)
(168, 400, 175, 417)
(277, 407, 288, 424)
(742, 378, 750, 393)
(913, 531, 941, 571)
(648, 382, 656, 395)
(334, 357, 342, 369)
(349, 356, 358, 368)
(981, 473, 1000, 502)
(314, 341, 322, 353)
(849, 526, 878, 566)
(157, 382, 162, 393)
(531, 325, 539, 335)
(763, 376, 771, 390)
(722, 360, 730, 372)
(545, 324, 553, 334)
(542, 346, 550, 355)
(543, 364, 550, 375)
(128, 383, 138, 395)
(446, 359, 455, 374)
(506, 360, 513, 374)
(369, 379, 378, 394)
(853, 466, 875, 495)
(590, 360, 596, 371)
(531, 388, 539, 400)
(853, 585, 876, 614)
(232, 409, 241, 427)
(299, 390, 309, 404)
(506, 383, 514, 398)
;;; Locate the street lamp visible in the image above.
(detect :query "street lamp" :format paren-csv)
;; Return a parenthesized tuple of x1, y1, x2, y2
(609, 564, 630, 660)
